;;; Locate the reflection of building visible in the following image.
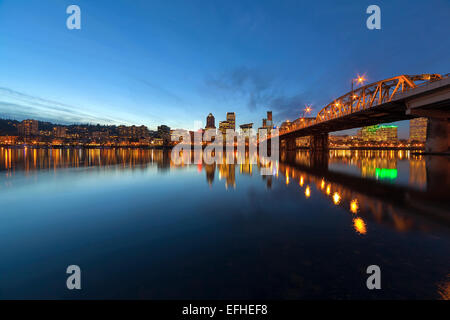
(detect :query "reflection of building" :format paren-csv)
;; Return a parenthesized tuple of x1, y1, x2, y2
(409, 118, 427, 142)
(204, 164, 215, 186)
(18, 120, 38, 137)
(409, 158, 426, 188)
(206, 113, 216, 129)
(219, 164, 236, 188)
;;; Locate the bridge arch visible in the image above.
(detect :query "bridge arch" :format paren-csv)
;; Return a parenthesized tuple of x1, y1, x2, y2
(315, 74, 443, 123)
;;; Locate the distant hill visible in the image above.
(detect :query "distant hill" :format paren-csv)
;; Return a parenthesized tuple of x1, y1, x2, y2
(0, 119, 19, 135)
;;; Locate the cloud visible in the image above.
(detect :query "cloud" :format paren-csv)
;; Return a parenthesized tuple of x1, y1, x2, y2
(205, 66, 319, 125)
(0, 87, 125, 125)
(205, 66, 279, 111)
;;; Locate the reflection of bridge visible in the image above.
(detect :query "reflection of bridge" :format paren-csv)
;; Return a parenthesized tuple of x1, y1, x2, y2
(280, 151, 450, 225)
(270, 74, 450, 153)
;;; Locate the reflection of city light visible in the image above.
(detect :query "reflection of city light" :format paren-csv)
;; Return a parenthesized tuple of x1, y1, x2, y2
(332, 192, 341, 205)
(286, 175, 289, 185)
(375, 168, 398, 180)
(326, 184, 331, 195)
(299, 176, 304, 187)
(321, 179, 325, 189)
(305, 185, 311, 198)
(350, 199, 359, 214)
(353, 218, 367, 235)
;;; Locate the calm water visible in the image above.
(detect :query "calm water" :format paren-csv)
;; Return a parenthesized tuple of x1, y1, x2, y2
(0, 147, 449, 299)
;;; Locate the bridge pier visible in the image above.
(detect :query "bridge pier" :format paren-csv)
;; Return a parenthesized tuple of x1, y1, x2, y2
(310, 134, 329, 152)
(425, 117, 449, 154)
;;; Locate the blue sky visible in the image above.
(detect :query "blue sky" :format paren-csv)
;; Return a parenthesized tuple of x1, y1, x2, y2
(0, 0, 449, 138)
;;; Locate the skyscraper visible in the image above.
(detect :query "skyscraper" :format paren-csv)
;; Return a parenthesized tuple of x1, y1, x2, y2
(266, 111, 273, 128)
(409, 118, 427, 142)
(206, 113, 216, 129)
(226, 112, 236, 131)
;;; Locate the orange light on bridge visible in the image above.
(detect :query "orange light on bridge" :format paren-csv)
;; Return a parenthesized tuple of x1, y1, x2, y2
(299, 176, 304, 187)
(321, 179, 325, 189)
(305, 185, 311, 198)
(326, 184, 331, 195)
(305, 105, 312, 113)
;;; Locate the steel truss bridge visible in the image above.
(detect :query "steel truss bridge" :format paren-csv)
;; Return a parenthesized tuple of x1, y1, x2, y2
(268, 73, 450, 153)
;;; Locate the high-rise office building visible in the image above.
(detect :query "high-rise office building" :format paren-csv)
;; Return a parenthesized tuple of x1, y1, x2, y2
(219, 121, 232, 135)
(266, 111, 273, 128)
(226, 112, 235, 131)
(206, 113, 216, 129)
(409, 117, 427, 142)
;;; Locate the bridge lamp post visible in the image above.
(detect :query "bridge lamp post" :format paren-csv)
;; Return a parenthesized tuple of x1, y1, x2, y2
(300, 105, 312, 127)
(351, 76, 366, 112)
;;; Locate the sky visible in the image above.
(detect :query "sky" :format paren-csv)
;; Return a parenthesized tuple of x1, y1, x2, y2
(0, 0, 449, 138)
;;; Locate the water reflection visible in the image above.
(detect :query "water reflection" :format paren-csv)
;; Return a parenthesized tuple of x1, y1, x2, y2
(0, 147, 448, 299)
(2, 147, 448, 235)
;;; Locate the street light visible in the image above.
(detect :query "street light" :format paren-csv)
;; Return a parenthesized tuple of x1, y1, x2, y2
(351, 74, 366, 112)
(351, 74, 366, 92)
(300, 104, 313, 127)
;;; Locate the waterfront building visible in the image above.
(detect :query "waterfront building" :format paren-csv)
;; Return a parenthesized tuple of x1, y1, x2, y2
(17, 120, 38, 137)
(378, 125, 398, 142)
(53, 126, 67, 138)
(359, 125, 398, 142)
(157, 125, 171, 144)
(409, 117, 427, 142)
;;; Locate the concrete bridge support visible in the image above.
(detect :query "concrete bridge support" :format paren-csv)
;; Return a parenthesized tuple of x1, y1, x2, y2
(425, 117, 449, 153)
(310, 134, 329, 152)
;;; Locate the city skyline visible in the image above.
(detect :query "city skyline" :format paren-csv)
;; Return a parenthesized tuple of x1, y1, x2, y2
(1, 0, 449, 138)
